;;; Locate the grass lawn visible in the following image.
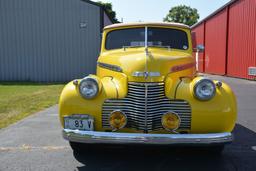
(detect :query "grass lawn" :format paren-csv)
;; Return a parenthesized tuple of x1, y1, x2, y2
(0, 83, 65, 129)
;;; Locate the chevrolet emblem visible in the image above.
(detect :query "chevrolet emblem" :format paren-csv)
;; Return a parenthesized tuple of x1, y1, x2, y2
(132, 71, 161, 78)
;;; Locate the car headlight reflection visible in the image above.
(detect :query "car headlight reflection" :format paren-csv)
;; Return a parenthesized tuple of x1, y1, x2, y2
(194, 79, 216, 101)
(79, 77, 99, 99)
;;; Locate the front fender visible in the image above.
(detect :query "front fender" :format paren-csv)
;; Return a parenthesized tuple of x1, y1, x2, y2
(175, 77, 237, 133)
(58, 75, 127, 130)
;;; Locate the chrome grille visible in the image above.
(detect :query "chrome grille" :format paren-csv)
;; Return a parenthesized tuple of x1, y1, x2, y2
(102, 82, 191, 132)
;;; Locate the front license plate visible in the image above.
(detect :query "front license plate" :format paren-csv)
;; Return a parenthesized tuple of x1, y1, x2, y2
(64, 118, 94, 131)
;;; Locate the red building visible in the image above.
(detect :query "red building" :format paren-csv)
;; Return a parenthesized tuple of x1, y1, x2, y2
(192, 0, 256, 80)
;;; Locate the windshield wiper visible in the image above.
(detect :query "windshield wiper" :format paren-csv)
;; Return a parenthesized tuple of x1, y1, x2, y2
(123, 45, 144, 51)
(148, 45, 171, 51)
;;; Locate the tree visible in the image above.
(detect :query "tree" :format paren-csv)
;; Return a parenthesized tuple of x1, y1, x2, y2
(163, 5, 199, 26)
(97, 1, 119, 23)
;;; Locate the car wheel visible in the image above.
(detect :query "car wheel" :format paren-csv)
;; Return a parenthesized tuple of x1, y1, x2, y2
(69, 141, 88, 153)
(202, 145, 225, 155)
(211, 145, 225, 153)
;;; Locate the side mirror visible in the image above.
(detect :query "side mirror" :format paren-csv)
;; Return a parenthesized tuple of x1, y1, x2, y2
(194, 45, 205, 52)
(194, 45, 204, 71)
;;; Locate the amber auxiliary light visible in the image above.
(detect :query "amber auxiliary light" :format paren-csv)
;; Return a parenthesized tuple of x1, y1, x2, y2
(162, 112, 180, 131)
(109, 110, 127, 130)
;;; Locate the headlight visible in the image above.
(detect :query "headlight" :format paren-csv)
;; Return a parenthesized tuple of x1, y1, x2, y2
(79, 77, 99, 99)
(194, 79, 216, 101)
(109, 110, 127, 130)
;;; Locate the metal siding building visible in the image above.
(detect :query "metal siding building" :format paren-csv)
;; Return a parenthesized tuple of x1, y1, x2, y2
(227, 0, 256, 79)
(0, 0, 112, 82)
(192, 0, 256, 80)
(204, 9, 228, 75)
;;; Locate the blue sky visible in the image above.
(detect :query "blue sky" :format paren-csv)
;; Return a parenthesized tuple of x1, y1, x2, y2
(92, 0, 231, 22)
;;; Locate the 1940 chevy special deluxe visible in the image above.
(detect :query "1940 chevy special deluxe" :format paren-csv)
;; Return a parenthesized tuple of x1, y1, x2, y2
(59, 22, 237, 153)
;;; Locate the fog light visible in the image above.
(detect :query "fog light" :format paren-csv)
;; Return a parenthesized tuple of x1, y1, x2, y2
(162, 112, 180, 131)
(109, 110, 127, 130)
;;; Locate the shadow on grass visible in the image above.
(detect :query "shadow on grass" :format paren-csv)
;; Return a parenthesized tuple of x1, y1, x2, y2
(73, 124, 256, 171)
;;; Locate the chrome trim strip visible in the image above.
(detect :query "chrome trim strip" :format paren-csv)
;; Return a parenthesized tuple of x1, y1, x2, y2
(97, 62, 123, 72)
(144, 83, 148, 133)
(145, 26, 148, 79)
(63, 129, 233, 145)
(170, 62, 196, 73)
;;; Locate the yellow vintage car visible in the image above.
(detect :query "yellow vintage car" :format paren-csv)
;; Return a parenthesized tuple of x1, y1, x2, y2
(59, 22, 237, 153)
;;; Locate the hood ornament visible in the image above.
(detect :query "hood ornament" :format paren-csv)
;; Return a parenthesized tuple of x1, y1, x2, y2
(144, 71, 149, 79)
(132, 27, 161, 79)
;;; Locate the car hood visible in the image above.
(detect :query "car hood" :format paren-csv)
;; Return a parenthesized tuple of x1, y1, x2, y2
(97, 49, 196, 82)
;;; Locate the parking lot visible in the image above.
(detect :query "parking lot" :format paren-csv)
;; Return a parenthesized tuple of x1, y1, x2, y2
(0, 75, 256, 171)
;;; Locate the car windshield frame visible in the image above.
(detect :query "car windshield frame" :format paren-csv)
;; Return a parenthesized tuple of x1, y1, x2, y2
(105, 27, 189, 51)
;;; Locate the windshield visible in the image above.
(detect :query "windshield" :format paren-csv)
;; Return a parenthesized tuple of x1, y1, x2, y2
(105, 27, 189, 50)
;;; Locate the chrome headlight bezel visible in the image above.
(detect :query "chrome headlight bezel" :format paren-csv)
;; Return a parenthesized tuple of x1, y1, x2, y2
(194, 78, 216, 101)
(79, 77, 99, 99)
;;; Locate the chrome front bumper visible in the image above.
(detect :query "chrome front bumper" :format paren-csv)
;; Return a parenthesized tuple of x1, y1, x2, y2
(63, 129, 233, 145)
